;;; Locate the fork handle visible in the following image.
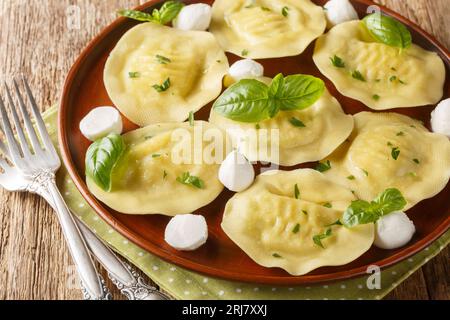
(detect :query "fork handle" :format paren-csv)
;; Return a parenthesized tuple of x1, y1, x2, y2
(45, 181, 110, 300)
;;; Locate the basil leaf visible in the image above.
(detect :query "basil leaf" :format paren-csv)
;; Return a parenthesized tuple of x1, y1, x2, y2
(277, 75, 325, 111)
(213, 74, 324, 123)
(213, 79, 272, 123)
(118, 9, 155, 22)
(371, 188, 407, 216)
(342, 188, 407, 227)
(363, 13, 412, 49)
(158, 0, 184, 25)
(85, 134, 125, 192)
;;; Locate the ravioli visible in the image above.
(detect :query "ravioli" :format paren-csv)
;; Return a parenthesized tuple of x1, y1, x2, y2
(323, 112, 450, 209)
(104, 23, 228, 126)
(87, 121, 225, 216)
(209, 89, 354, 166)
(313, 21, 445, 109)
(221, 169, 374, 276)
(210, 0, 326, 59)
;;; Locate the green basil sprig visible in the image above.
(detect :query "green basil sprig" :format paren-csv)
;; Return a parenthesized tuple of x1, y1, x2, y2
(213, 73, 325, 123)
(342, 188, 407, 228)
(118, 1, 184, 25)
(363, 13, 412, 49)
(85, 134, 126, 192)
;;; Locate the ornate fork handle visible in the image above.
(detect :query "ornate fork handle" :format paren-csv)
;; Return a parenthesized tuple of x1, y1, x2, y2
(28, 171, 110, 300)
(35, 179, 169, 300)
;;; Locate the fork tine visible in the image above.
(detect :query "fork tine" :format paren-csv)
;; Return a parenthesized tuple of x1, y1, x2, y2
(12, 79, 43, 154)
(0, 95, 22, 164)
(22, 77, 56, 154)
(4, 83, 32, 157)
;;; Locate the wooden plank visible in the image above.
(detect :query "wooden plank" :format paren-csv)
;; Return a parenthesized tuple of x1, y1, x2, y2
(0, 0, 448, 300)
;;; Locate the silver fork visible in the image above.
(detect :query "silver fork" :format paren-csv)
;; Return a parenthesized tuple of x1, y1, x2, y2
(0, 77, 110, 299)
(0, 77, 171, 300)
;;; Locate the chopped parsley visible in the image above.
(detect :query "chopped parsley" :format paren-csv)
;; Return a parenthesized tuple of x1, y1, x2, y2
(352, 70, 366, 82)
(241, 49, 249, 56)
(313, 228, 332, 249)
(390, 75, 397, 82)
(396, 131, 405, 136)
(155, 54, 171, 64)
(176, 172, 205, 189)
(387, 141, 394, 147)
(315, 160, 332, 173)
(413, 158, 420, 164)
(294, 184, 300, 199)
(153, 77, 171, 92)
(330, 55, 345, 68)
(188, 111, 195, 126)
(292, 223, 301, 234)
(362, 169, 369, 177)
(347, 175, 356, 180)
(272, 253, 283, 258)
(372, 94, 380, 101)
(289, 117, 306, 128)
(326, 220, 343, 227)
(302, 210, 308, 216)
(152, 154, 161, 158)
(323, 203, 332, 208)
(282, 6, 290, 17)
(255, 124, 261, 130)
(261, 6, 271, 11)
(128, 72, 140, 78)
(163, 170, 168, 179)
(391, 147, 401, 160)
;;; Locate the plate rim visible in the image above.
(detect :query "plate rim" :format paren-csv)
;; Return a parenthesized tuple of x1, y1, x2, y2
(58, 0, 450, 285)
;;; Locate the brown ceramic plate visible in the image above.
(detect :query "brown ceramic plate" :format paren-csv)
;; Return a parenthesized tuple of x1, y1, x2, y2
(59, 0, 450, 285)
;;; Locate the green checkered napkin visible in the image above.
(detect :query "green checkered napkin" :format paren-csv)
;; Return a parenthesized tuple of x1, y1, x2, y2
(45, 106, 449, 300)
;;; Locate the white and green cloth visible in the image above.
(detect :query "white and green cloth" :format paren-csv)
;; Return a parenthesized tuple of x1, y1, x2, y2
(45, 106, 449, 300)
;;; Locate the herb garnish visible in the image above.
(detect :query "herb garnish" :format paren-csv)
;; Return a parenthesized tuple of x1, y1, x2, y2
(261, 6, 271, 11)
(272, 253, 283, 258)
(326, 220, 343, 227)
(294, 184, 300, 199)
(188, 111, 195, 126)
(347, 175, 356, 180)
(352, 70, 366, 82)
(289, 117, 306, 128)
(153, 77, 171, 92)
(176, 172, 205, 189)
(241, 49, 249, 56)
(391, 147, 400, 160)
(129, 72, 140, 78)
(302, 210, 308, 215)
(413, 158, 420, 164)
(255, 124, 261, 130)
(163, 170, 168, 179)
(118, 1, 184, 25)
(292, 224, 301, 234)
(313, 228, 332, 249)
(363, 13, 412, 49)
(396, 131, 405, 136)
(362, 169, 369, 177)
(213, 73, 325, 123)
(156, 54, 171, 64)
(342, 188, 406, 228)
(372, 94, 380, 101)
(282, 6, 290, 17)
(390, 75, 397, 82)
(323, 203, 332, 208)
(152, 154, 161, 158)
(330, 55, 345, 68)
(315, 160, 332, 173)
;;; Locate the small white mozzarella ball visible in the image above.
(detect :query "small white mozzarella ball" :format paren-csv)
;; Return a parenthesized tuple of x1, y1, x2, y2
(80, 107, 123, 141)
(324, 0, 359, 27)
(219, 151, 255, 192)
(164, 214, 208, 251)
(431, 98, 450, 138)
(229, 59, 264, 81)
(173, 4, 212, 31)
(374, 211, 416, 250)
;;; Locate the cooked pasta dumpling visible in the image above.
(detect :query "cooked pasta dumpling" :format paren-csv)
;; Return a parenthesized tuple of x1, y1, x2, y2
(313, 21, 445, 109)
(323, 112, 450, 209)
(104, 23, 228, 126)
(87, 121, 225, 216)
(209, 89, 354, 166)
(221, 169, 374, 276)
(210, 0, 326, 59)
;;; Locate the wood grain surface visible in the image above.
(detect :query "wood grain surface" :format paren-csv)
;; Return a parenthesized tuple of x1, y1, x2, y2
(0, 0, 448, 300)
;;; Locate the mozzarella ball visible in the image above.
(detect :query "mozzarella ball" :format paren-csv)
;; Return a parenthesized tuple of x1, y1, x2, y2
(229, 59, 264, 81)
(431, 98, 450, 138)
(324, 0, 359, 27)
(173, 4, 212, 31)
(374, 211, 416, 250)
(219, 151, 255, 192)
(80, 107, 123, 141)
(165, 214, 208, 251)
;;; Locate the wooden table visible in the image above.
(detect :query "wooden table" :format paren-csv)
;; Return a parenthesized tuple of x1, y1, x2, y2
(0, 0, 448, 300)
